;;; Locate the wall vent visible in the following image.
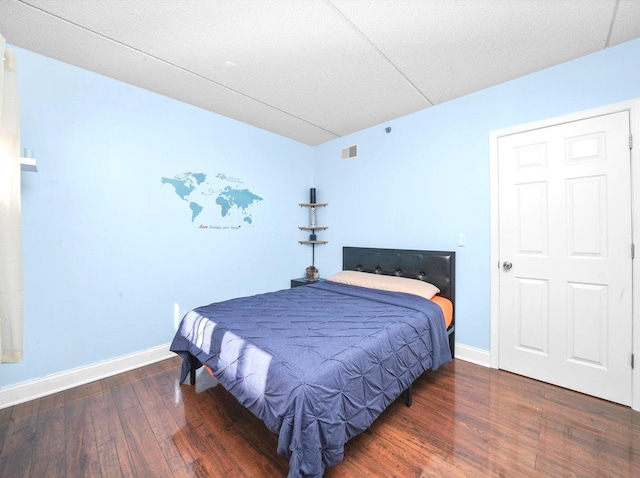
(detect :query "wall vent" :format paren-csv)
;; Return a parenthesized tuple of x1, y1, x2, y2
(341, 144, 358, 160)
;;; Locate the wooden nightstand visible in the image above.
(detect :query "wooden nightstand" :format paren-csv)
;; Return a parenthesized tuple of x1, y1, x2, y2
(290, 278, 326, 288)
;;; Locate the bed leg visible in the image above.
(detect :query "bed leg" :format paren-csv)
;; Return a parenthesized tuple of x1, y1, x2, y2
(189, 355, 198, 385)
(404, 385, 412, 407)
(448, 327, 455, 359)
(449, 333, 455, 359)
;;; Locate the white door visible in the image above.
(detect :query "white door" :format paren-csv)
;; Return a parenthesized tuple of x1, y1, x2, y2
(497, 111, 632, 405)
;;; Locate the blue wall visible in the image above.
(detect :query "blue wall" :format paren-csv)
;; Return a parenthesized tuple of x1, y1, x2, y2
(4, 46, 312, 387)
(313, 38, 640, 351)
(4, 37, 640, 388)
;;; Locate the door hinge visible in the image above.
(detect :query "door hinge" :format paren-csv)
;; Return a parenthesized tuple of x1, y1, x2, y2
(632, 243, 635, 259)
(632, 354, 635, 369)
(631, 134, 634, 150)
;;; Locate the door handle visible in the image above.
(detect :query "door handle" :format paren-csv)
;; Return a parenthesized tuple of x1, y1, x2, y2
(502, 261, 513, 270)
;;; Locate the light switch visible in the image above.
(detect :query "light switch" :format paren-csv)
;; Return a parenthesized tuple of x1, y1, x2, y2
(457, 233, 466, 247)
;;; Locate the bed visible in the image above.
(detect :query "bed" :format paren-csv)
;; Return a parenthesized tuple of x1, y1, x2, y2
(170, 247, 455, 477)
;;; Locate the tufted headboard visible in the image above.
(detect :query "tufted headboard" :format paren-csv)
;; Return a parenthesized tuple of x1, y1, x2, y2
(342, 247, 456, 357)
(342, 247, 455, 304)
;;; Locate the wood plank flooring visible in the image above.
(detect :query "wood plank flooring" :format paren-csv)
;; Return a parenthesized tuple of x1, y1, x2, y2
(1, 357, 639, 477)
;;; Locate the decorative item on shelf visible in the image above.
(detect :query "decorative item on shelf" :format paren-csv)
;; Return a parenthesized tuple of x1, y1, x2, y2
(309, 188, 317, 226)
(305, 265, 319, 282)
(309, 207, 317, 227)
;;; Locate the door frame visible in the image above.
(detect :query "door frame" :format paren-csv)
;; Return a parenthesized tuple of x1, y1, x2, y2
(489, 99, 640, 411)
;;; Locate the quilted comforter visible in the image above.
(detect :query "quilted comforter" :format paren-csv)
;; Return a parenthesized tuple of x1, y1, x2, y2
(170, 280, 452, 477)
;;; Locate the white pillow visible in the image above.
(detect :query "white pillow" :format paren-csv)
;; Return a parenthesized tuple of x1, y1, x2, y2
(327, 270, 440, 300)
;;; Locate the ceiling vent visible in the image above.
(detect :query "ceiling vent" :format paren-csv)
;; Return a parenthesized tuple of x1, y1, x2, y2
(341, 144, 358, 160)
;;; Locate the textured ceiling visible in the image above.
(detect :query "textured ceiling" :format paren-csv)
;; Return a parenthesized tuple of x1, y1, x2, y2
(1, 0, 640, 145)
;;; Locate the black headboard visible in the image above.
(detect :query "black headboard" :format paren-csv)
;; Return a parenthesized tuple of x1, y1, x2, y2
(342, 247, 455, 304)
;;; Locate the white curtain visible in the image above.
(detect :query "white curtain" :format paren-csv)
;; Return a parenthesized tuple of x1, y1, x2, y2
(0, 34, 23, 363)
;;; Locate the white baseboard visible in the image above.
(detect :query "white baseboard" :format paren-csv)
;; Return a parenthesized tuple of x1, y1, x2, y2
(455, 343, 491, 367)
(0, 343, 174, 409)
(0, 342, 492, 410)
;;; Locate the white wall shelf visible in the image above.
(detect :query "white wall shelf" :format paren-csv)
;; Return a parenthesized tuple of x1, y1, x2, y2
(20, 156, 38, 172)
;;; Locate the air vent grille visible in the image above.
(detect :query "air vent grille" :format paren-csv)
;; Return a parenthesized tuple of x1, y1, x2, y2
(341, 144, 358, 160)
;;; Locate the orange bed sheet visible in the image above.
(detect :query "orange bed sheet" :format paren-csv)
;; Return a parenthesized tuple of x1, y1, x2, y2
(431, 295, 453, 329)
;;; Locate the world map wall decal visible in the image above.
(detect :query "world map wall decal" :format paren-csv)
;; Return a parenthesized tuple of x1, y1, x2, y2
(161, 172, 263, 229)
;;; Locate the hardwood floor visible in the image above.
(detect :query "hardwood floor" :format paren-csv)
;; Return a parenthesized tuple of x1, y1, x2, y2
(1, 357, 639, 477)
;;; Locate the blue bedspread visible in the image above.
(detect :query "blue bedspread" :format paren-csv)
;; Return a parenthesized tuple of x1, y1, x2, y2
(170, 281, 452, 477)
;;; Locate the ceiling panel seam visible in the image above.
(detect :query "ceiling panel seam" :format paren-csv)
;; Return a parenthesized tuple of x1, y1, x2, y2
(19, 0, 342, 139)
(604, 0, 621, 48)
(326, 0, 435, 107)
